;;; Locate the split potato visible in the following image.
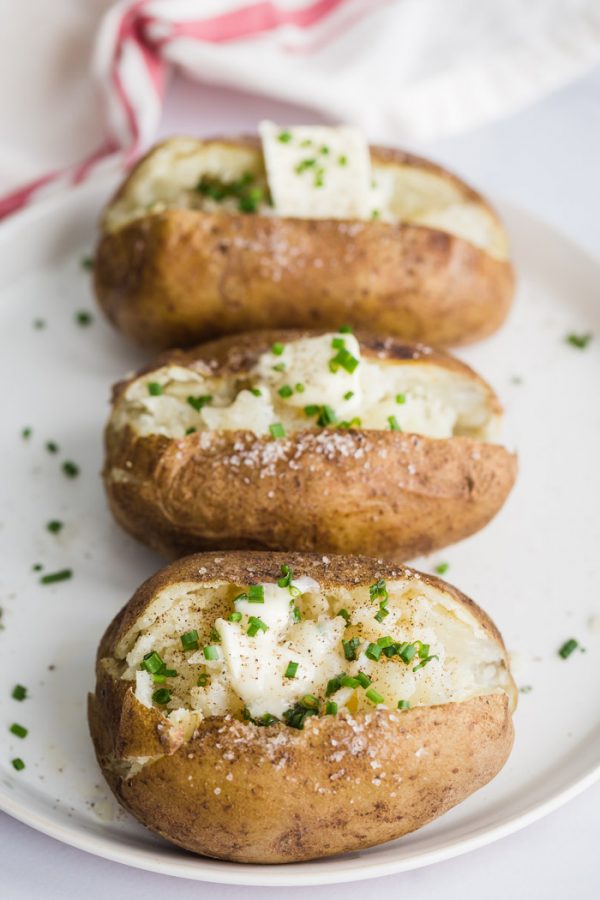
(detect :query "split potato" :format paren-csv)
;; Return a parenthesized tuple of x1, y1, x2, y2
(88, 550, 516, 863)
(94, 133, 514, 349)
(104, 329, 517, 560)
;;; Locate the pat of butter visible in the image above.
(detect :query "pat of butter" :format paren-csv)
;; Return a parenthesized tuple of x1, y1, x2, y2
(259, 121, 372, 219)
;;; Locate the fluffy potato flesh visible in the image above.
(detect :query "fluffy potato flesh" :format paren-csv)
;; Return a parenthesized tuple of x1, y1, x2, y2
(102, 134, 509, 261)
(110, 331, 501, 442)
(90, 553, 516, 863)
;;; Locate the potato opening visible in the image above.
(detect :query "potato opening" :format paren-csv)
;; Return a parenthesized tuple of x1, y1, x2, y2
(102, 137, 508, 260)
(106, 568, 514, 738)
(111, 332, 501, 443)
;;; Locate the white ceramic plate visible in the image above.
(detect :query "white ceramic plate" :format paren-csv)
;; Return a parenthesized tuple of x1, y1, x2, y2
(0, 180, 599, 887)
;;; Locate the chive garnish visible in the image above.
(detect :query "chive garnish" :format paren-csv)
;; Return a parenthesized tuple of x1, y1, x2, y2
(272, 362, 286, 372)
(269, 423, 285, 438)
(249, 387, 262, 396)
(46, 520, 63, 535)
(75, 311, 93, 327)
(338, 155, 347, 166)
(559, 638, 579, 659)
(284, 661, 299, 679)
(180, 630, 199, 651)
(62, 461, 79, 478)
(295, 383, 305, 393)
(343, 391, 354, 401)
(185, 426, 197, 435)
(356, 672, 372, 688)
(369, 580, 388, 601)
(277, 564, 293, 588)
(566, 333, 592, 349)
(366, 688, 384, 705)
(329, 347, 359, 374)
(147, 382, 163, 396)
(10, 724, 28, 739)
(11, 758, 25, 771)
(228, 611, 242, 622)
(395, 393, 406, 404)
(45, 441, 59, 454)
(203, 646, 219, 660)
(187, 395, 212, 412)
(397, 700, 411, 710)
(278, 385, 293, 398)
(21, 427, 32, 440)
(326, 701, 338, 715)
(342, 636, 360, 661)
(304, 404, 320, 417)
(388, 415, 401, 431)
(197, 674, 211, 686)
(248, 585, 265, 603)
(39, 569, 72, 585)
(141, 651, 164, 674)
(366, 642, 382, 661)
(331, 337, 346, 350)
(292, 606, 302, 623)
(80, 255, 94, 270)
(271, 342, 285, 356)
(336, 608, 350, 624)
(317, 405, 337, 427)
(12, 685, 27, 701)
(413, 655, 439, 671)
(434, 562, 449, 575)
(152, 688, 171, 705)
(247, 616, 268, 637)
(278, 130, 292, 143)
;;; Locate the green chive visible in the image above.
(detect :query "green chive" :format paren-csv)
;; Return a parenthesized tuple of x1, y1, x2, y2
(320, 145, 330, 155)
(326, 701, 338, 715)
(272, 342, 285, 356)
(152, 673, 166, 684)
(248, 585, 265, 603)
(371, 209, 381, 220)
(356, 671, 372, 688)
(566, 333, 592, 349)
(317, 405, 337, 427)
(329, 348, 359, 374)
(366, 642, 382, 661)
(434, 562, 449, 575)
(209, 626, 221, 643)
(162, 669, 177, 678)
(295, 158, 317, 173)
(343, 637, 360, 661)
(398, 643, 417, 663)
(10, 723, 28, 739)
(338, 155, 347, 166)
(397, 700, 411, 710)
(300, 694, 319, 709)
(33, 318, 46, 330)
(187, 395, 213, 412)
(388, 415, 401, 431)
(278, 130, 292, 143)
(197, 674, 210, 686)
(46, 520, 63, 535)
(45, 441, 59, 454)
(336, 608, 350, 624)
(152, 688, 171, 705)
(39, 569, 72, 585)
(331, 337, 346, 350)
(249, 387, 262, 397)
(340, 675, 360, 689)
(32, 564, 43, 572)
(62, 461, 79, 478)
(558, 638, 579, 659)
(304, 404, 320, 417)
(273, 362, 286, 372)
(413, 655, 438, 671)
(277, 564, 293, 588)
(377, 636, 394, 648)
(292, 606, 302, 623)
(269, 422, 285, 438)
(203, 646, 219, 660)
(147, 382, 163, 396)
(80, 255, 94, 270)
(11, 758, 25, 771)
(185, 426, 197, 435)
(295, 383, 305, 393)
(374, 600, 389, 622)
(343, 391, 354, 401)
(141, 651, 164, 674)
(228, 611, 242, 622)
(366, 688, 384, 705)
(21, 427, 32, 440)
(339, 324, 352, 333)
(278, 385, 293, 398)
(369, 580, 388, 601)
(75, 311, 93, 327)
(12, 685, 27, 701)
(180, 630, 199, 651)
(247, 616, 268, 637)
(285, 661, 299, 678)
(395, 393, 406, 404)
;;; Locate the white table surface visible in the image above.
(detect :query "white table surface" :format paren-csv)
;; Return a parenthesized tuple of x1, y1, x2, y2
(2, 65, 599, 898)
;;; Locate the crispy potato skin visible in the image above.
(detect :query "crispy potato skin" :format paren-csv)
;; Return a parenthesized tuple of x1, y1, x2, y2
(103, 332, 517, 561)
(94, 143, 514, 350)
(88, 551, 516, 864)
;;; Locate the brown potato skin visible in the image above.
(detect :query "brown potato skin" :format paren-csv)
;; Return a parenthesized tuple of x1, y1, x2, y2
(103, 332, 517, 561)
(88, 551, 516, 864)
(94, 143, 514, 350)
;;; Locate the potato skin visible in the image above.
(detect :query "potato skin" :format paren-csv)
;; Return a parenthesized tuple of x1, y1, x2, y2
(103, 332, 517, 561)
(88, 551, 516, 864)
(94, 143, 514, 350)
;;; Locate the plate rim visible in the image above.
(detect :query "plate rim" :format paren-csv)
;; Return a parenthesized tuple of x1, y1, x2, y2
(1, 179, 600, 886)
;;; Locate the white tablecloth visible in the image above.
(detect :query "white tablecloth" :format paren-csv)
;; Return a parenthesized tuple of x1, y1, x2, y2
(1, 62, 599, 900)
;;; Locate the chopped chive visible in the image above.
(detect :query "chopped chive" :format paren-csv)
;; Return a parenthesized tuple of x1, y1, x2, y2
(147, 382, 163, 396)
(33, 318, 46, 330)
(80, 255, 94, 270)
(558, 638, 579, 659)
(338, 155, 347, 166)
(62, 461, 79, 478)
(340, 675, 360, 689)
(187, 394, 213, 412)
(413, 655, 438, 672)
(269, 422, 285, 439)
(75, 311, 93, 327)
(249, 387, 262, 397)
(278, 385, 293, 398)
(374, 599, 389, 623)
(141, 651, 164, 674)
(398, 643, 417, 663)
(32, 564, 43, 572)
(326, 675, 343, 696)
(185, 426, 197, 435)
(329, 348, 359, 374)
(356, 671, 372, 688)
(284, 661, 299, 679)
(12, 685, 27, 702)
(295, 383, 305, 393)
(197, 674, 210, 686)
(278, 130, 292, 143)
(366, 642, 383, 661)
(388, 415, 401, 431)
(292, 606, 302, 623)
(331, 337, 346, 350)
(317, 405, 337, 427)
(152, 673, 166, 684)
(395, 393, 406, 405)
(326, 701, 338, 715)
(336, 608, 350, 624)
(342, 637, 360, 661)
(415, 641, 430, 659)
(377, 636, 394, 648)
(320, 145, 330, 155)
(180, 629, 199, 651)
(434, 562, 449, 575)
(397, 699, 411, 710)
(248, 585, 265, 603)
(295, 158, 317, 174)
(566, 333, 592, 349)
(272, 362, 286, 372)
(162, 668, 177, 678)
(228, 611, 242, 622)
(271, 342, 285, 356)
(366, 688, 384, 705)
(339, 324, 352, 333)
(209, 626, 221, 643)
(21, 427, 32, 440)
(369, 580, 388, 602)
(300, 694, 319, 709)
(10, 723, 28, 739)
(11, 758, 25, 771)
(371, 209, 381, 220)
(203, 645, 219, 660)
(46, 520, 63, 535)
(343, 391, 354, 401)
(247, 616, 268, 637)
(304, 404, 320, 417)
(39, 569, 72, 585)
(152, 688, 171, 705)
(234, 592, 249, 604)
(277, 564, 293, 588)
(45, 441, 59, 454)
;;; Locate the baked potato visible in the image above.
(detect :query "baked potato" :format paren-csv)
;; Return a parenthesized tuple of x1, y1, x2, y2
(104, 329, 517, 560)
(88, 550, 516, 863)
(94, 125, 514, 350)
